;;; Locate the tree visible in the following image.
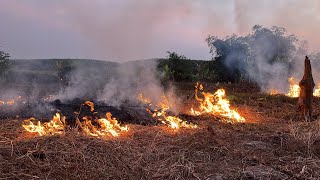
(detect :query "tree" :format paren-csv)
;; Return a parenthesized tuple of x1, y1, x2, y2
(54, 59, 73, 86)
(206, 25, 301, 86)
(162, 51, 193, 81)
(0, 50, 10, 78)
(166, 51, 188, 60)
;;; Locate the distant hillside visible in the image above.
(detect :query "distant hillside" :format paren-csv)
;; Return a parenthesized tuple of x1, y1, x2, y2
(3, 58, 217, 87)
(5, 59, 119, 84)
(12, 59, 119, 71)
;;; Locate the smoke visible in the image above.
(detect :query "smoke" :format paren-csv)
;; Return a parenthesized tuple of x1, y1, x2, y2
(54, 59, 180, 112)
(207, 25, 316, 93)
(2, 0, 320, 110)
(100, 60, 179, 110)
(54, 60, 117, 101)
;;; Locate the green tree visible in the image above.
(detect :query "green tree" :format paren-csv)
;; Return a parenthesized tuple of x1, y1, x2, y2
(165, 51, 193, 81)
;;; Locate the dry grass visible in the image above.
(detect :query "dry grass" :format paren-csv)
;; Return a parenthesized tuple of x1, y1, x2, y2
(1, 83, 320, 179)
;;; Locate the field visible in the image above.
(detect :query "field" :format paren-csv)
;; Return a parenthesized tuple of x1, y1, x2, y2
(0, 82, 320, 179)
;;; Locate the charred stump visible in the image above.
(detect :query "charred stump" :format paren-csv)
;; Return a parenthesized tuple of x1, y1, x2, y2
(297, 56, 315, 121)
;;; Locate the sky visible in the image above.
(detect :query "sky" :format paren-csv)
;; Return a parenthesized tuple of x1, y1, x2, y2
(0, 0, 320, 61)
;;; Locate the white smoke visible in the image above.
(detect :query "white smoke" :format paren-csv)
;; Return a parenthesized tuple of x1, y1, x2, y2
(54, 59, 181, 112)
(207, 25, 315, 93)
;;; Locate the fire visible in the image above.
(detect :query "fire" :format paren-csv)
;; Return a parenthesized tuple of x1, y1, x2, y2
(22, 101, 128, 138)
(22, 113, 66, 136)
(0, 96, 22, 105)
(138, 94, 197, 129)
(137, 93, 151, 104)
(83, 101, 95, 112)
(269, 89, 279, 95)
(286, 77, 300, 97)
(313, 83, 320, 97)
(78, 112, 128, 138)
(190, 83, 245, 123)
(77, 101, 128, 138)
(272, 77, 320, 97)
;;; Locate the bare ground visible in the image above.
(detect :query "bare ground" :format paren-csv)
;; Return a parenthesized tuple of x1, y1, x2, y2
(1, 83, 320, 179)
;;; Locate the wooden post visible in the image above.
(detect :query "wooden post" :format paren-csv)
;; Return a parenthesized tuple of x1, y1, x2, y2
(297, 56, 315, 121)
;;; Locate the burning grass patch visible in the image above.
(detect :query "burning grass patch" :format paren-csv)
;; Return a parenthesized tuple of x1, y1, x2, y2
(1, 115, 320, 179)
(1, 83, 320, 179)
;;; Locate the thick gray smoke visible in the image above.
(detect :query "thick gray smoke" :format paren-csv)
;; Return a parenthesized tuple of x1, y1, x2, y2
(55, 60, 180, 112)
(99, 60, 179, 111)
(54, 60, 117, 101)
(207, 25, 317, 93)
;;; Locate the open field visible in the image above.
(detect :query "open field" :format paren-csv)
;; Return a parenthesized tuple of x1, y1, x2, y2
(1, 83, 320, 179)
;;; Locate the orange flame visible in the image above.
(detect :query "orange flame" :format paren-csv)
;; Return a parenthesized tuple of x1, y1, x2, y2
(313, 83, 320, 97)
(275, 77, 320, 97)
(190, 83, 245, 123)
(269, 89, 279, 95)
(83, 101, 95, 112)
(78, 112, 128, 138)
(22, 113, 66, 136)
(138, 94, 197, 129)
(22, 101, 128, 138)
(77, 101, 128, 138)
(286, 77, 300, 97)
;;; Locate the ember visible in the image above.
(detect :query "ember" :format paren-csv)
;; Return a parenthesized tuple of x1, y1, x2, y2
(138, 94, 197, 129)
(190, 83, 245, 123)
(269, 89, 279, 95)
(0, 96, 22, 105)
(137, 93, 151, 104)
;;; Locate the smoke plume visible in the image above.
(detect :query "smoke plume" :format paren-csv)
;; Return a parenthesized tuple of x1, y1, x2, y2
(207, 25, 318, 93)
(54, 59, 180, 112)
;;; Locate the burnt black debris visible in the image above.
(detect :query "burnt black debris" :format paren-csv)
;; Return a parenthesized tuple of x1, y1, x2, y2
(0, 99, 161, 126)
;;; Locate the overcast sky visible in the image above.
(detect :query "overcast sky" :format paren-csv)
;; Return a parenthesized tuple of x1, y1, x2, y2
(0, 0, 320, 61)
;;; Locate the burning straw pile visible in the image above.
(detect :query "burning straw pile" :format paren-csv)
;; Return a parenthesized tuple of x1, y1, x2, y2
(21, 101, 129, 139)
(0, 83, 254, 179)
(1, 112, 320, 179)
(3, 81, 320, 179)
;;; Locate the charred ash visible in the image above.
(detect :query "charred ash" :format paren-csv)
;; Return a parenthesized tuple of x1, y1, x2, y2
(0, 98, 180, 126)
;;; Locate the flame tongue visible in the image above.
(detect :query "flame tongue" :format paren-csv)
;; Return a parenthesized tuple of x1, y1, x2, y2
(77, 102, 128, 138)
(152, 107, 197, 129)
(190, 83, 245, 123)
(22, 101, 128, 138)
(78, 112, 128, 138)
(22, 113, 66, 136)
(281, 77, 320, 97)
(314, 83, 320, 97)
(286, 77, 300, 97)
